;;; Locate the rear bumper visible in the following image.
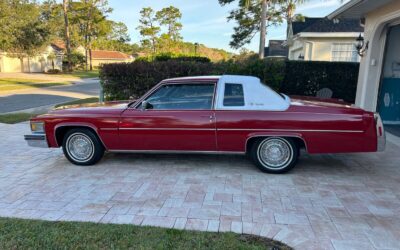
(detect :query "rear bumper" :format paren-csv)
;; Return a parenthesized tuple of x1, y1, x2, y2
(374, 113, 386, 152)
(24, 134, 48, 148)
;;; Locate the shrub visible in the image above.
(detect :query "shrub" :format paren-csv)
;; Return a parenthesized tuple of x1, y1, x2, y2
(100, 59, 359, 103)
(281, 61, 359, 103)
(46, 69, 61, 74)
(100, 61, 213, 100)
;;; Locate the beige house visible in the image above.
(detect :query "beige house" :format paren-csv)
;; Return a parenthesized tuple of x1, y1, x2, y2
(329, 0, 400, 130)
(90, 50, 133, 67)
(0, 42, 64, 73)
(287, 17, 363, 62)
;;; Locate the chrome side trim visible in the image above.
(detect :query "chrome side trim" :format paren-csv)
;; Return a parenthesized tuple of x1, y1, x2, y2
(218, 128, 364, 133)
(245, 135, 309, 153)
(119, 127, 215, 131)
(24, 133, 48, 148)
(108, 149, 245, 155)
(99, 128, 118, 131)
(117, 127, 364, 133)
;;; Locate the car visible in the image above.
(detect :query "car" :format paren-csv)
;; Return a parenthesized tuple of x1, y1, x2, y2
(24, 75, 386, 173)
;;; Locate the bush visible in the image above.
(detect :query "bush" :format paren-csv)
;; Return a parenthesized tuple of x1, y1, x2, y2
(281, 61, 359, 103)
(100, 59, 359, 103)
(46, 69, 61, 74)
(100, 61, 213, 100)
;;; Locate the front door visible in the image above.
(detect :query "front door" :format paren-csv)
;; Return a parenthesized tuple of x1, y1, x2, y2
(119, 82, 217, 151)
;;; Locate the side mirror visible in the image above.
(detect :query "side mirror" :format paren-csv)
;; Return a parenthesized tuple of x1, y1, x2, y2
(141, 101, 152, 110)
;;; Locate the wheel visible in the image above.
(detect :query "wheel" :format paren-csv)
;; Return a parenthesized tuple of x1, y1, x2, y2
(62, 128, 104, 166)
(250, 137, 299, 174)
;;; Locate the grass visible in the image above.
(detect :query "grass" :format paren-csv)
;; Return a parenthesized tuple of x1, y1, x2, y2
(0, 113, 39, 124)
(0, 78, 70, 92)
(0, 217, 291, 249)
(54, 97, 99, 108)
(54, 69, 99, 79)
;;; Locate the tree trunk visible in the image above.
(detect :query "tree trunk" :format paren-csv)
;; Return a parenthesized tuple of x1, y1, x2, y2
(259, 0, 268, 59)
(27, 56, 31, 73)
(63, 0, 72, 72)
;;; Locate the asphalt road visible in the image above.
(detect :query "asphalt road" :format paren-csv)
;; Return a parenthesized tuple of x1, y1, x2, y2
(0, 78, 100, 113)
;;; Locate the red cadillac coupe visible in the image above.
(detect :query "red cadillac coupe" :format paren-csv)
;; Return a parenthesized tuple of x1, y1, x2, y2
(25, 75, 386, 173)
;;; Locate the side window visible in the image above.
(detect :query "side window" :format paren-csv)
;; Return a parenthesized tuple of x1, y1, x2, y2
(142, 83, 215, 110)
(223, 83, 244, 106)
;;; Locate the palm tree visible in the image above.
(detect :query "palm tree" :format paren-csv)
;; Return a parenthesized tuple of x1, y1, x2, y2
(280, 0, 308, 41)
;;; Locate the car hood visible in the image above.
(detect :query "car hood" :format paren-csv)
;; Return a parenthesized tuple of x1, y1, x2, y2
(46, 100, 133, 116)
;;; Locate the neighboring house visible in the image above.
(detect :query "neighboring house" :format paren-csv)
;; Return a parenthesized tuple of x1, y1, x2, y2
(287, 17, 364, 62)
(264, 40, 288, 59)
(328, 0, 400, 126)
(90, 50, 134, 67)
(0, 42, 64, 73)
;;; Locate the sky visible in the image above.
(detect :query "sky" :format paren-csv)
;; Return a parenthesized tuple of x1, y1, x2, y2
(107, 0, 349, 53)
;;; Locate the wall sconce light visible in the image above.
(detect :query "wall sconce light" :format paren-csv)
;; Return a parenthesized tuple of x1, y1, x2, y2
(298, 54, 304, 60)
(355, 33, 369, 57)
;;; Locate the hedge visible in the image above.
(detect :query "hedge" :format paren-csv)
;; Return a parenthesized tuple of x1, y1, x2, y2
(100, 59, 359, 103)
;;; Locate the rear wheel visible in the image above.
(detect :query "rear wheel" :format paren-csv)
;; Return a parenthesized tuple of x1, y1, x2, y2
(250, 137, 298, 174)
(62, 128, 104, 166)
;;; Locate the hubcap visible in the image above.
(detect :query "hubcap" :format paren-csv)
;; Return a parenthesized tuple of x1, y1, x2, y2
(258, 138, 292, 169)
(66, 133, 94, 163)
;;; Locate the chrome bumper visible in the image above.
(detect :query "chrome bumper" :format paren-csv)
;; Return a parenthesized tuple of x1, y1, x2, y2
(374, 113, 386, 152)
(24, 134, 48, 148)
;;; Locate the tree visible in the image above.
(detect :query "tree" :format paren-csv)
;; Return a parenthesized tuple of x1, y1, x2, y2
(137, 7, 160, 55)
(0, 0, 51, 72)
(279, 0, 308, 40)
(92, 21, 134, 52)
(219, 0, 283, 59)
(155, 6, 182, 42)
(63, 0, 73, 71)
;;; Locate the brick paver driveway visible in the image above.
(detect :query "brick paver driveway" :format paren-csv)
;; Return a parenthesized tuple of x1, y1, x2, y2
(1, 123, 400, 250)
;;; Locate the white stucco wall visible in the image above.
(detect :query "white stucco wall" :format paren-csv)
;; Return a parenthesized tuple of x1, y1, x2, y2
(288, 36, 360, 62)
(355, 0, 400, 111)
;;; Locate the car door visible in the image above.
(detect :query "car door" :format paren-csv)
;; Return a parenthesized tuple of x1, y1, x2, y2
(118, 82, 217, 151)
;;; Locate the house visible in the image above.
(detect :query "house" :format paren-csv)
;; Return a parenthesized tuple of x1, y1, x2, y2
(0, 42, 64, 73)
(264, 40, 288, 59)
(328, 0, 400, 129)
(90, 50, 133, 67)
(287, 17, 364, 62)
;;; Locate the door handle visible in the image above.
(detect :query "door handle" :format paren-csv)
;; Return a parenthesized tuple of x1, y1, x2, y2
(200, 115, 214, 119)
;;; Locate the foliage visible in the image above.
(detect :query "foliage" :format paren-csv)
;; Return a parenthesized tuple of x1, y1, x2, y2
(0, 0, 54, 64)
(47, 69, 61, 74)
(156, 6, 182, 42)
(137, 7, 160, 54)
(100, 59, 359, 103)
(219, 0, 283, 49)
(63, 50, 86, 69)
(0, 217, 291, 249)
(281, 61, 359, 103)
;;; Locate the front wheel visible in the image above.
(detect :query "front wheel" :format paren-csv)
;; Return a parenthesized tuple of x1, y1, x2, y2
(250, 137, 299, 174)
(62, 128, 104, 166)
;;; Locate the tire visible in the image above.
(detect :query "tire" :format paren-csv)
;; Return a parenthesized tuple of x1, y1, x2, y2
(62, 128, 104, 166)
(250, 137, 299, 174)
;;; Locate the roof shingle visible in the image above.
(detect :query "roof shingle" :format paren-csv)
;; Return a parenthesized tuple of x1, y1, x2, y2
(292, 17, 364, 35)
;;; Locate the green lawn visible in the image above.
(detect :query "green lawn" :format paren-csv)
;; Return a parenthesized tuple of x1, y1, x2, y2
(54, 69, 99, 79)
(0, 218, 291, 249)
(0, 78, 70, 92)
(55, 97, 99, 108)
(0, 113, 39, 124)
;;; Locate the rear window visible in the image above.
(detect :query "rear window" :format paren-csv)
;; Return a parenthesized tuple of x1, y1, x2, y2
(223, 83, 244, 106)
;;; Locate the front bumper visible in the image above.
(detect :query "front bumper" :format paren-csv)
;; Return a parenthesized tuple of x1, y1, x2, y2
(24, 134, 48, 148)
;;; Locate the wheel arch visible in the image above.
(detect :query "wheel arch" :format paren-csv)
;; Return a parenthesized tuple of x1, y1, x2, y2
(245, 133, 308, 154)
(54, 123, 106, 149)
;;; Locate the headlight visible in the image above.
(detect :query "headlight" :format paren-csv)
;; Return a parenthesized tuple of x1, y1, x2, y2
(30, 121, 45, 133)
